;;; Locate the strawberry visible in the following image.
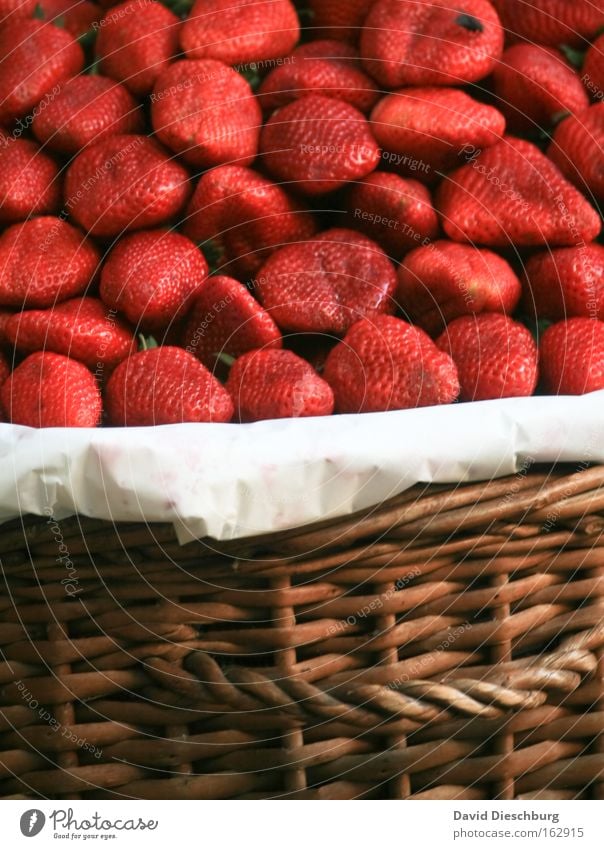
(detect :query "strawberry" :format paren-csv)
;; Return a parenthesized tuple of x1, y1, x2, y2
(582, 34, 604, 101)
(437, 136, 601, 247)
(523, 245, 604, 322)
(181, 0, 299, 66)
(151, 59, 262, 169)
(361, 0, 503, 89)
(0, 217, 99, 309)
(32, 76, 144, 155)
(104, 346, 234, 425)
(323, 314, 460, 413)
(0, 132, 61, 224)
(0, 19, 84, 125)
(436, 313, 538, 401)
(491, 0, 604, 48)
(1, 352, 102, 428)
(36, 0, 102, 38)
(548, 104, 604, 202)
(100, 230, 208, 333)
(307, 0, 375, 43)
(0, 0, 36, 21)
(64, 135, 191, 238)
(345, 172, 439, 258)
(183, 165, 317, 277)
(540, 318, 604, 394)
(226, 348, 334, 422)
(6, 297, 135, 371)
(260, 94, 380, 195)
(370, 87, 505, 183)
(256, 228, 397, 334)
(493, 45, 589, 133)
(398, 241, 521, 336)
(257, 40, 380, 115)
(183, 275, 282, 369)
(95, 0, 180, 96)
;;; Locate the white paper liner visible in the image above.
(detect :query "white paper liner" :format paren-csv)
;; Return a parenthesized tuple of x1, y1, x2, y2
(1, 391, 603, 543)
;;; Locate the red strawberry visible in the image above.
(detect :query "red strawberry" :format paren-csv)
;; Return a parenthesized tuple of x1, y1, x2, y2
(493, 45, 588, 133)
(437, 136, 601, 247)
(257, 40, 380, 115)
(0, 0, 36, 21)
(398, 241, 521, 336)
(346, 172, 439, 258)
(181, 0, 299, 66)
(436, 313, 538, 401)
(491, 0, 604, 48)
(183, 165, 317, 277)
(104, 346, 234, 425)
(523, 245, 604, 322)
(95, 0, 180, 96)
(582, 34, 604, 101)
(6, 297, 135, 371)
(256, 228, 397, 334)
(64, 135, 191, 238)
(361, 0, 503, 89)
(260, 94, 380, 196)
(0, 132, 61, 224)
(323, 314, 460, 413)
(0, 217, 99, 309)
(307, 0, 375, 43)
(183, 275, 282, 369)
(100, 230, 208, 333)
(370, 87, 505, 183)
(548, 104, 604, 202)
(32, 76, 143, 154)
(1, 352, 102, 428)
(0, 19, 84, 125)
(151, 59, 262, 169)
(37, 0, 102, 38)
(226, 348, 334, 422)
(540, 318, 604, 394)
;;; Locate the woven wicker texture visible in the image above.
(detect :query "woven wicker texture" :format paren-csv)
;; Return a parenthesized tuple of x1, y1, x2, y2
(0, 464, 603, 799)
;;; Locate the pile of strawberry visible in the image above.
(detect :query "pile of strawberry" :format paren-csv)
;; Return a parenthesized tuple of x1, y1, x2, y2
(0, 0, 604, 428)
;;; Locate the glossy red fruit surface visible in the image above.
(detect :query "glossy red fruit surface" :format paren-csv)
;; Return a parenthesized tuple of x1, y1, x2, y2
(6, 297, 135, 371)
(436, 313, 538, 401)
(226, 348, 334, 422)
(260, 94, 380, 195)
(1, 351, 102, 428)
(437, 136, 601, 247)
(361, 0, 503, 88)
(32, 76, 143, 154)
(324, 314, 460, 413)
(256, 228, 397, 334)
(65, 135, 191, 238)
(398, 241, 521, 336)
(181, 0, 299, 65)
(152, 59, 262, 170)
(0, 217, 99, 309)
(540, 318, 604, 395)
(183, 275, 282, 369)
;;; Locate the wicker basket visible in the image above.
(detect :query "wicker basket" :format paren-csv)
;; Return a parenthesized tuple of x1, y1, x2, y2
(1, 463, 603, 800)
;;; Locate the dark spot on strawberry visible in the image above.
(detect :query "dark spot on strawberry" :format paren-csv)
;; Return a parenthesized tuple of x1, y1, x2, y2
(455, 13, 484, 33)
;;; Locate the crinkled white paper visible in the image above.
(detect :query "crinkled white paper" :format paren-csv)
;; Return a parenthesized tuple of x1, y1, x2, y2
(1, 392, 603, 543)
